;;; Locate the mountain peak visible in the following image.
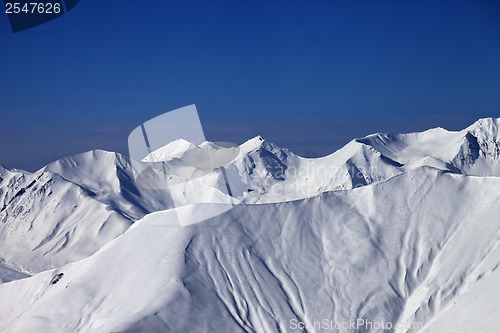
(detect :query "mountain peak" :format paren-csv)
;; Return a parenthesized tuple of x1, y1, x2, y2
(245, 135, 266, 144)
(0, 165, 7, 178)
(142, 139, 197, 162)
(466, 117, 500, 135)
(240, 135, 279, 153)
(462, 118, 500, 153)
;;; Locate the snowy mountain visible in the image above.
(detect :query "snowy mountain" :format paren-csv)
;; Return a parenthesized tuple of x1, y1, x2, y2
(0, 162, 131, 277)
(142, 138, 197, 162)
(0, 117, 499, 332)
(356, 117, 500, 176)
(231, 118, 500, 202)
(0, 150, 173, 276)
(0, 167, 499, 333)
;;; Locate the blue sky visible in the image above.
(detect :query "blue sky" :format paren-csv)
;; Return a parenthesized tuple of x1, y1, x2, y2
(1, 0, 499, 171)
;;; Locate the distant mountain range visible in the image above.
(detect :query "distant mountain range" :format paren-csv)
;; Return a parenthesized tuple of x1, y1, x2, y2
(0, 118, 499, 332)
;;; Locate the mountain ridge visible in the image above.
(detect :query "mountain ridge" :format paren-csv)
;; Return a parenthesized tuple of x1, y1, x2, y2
(1, 166, 499, 332)
(1, 117, 499, 276)
(0, 117, 499, 332)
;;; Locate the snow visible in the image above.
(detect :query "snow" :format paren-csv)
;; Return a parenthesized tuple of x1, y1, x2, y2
(1, 167, 499, 332)
(0, 117, 499, 332)
(142, 139, 197, 162)
(0, 260, 29, 284)
(0, 165, 7, 178)
(356, 117, 500, 177)
(0, 168, 133, 274)
(420, 243, 500, 333)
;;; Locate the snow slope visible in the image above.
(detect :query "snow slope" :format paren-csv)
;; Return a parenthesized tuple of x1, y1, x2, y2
(0, 167, 133, 275)
(0, 132, 404, 276)
(0, 150, 175, 276)
(1, 118, 500, 276)
(241, 117, 500, 203)
(356, 117, 500, 176)
(0, 167, 499, 333)
(142, 138, 197, 162)
(163, 117, 500, 204)
(0, 117, 499, 332)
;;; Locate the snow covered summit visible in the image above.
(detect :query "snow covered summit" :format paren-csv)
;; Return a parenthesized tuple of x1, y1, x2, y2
(0, 117, 499, 332)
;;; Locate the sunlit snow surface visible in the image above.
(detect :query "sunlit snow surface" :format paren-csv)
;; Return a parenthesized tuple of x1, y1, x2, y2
(0, 118, 499, 332)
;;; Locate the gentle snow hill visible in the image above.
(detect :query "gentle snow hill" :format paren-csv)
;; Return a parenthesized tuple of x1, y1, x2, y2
(0, 167, 499, 333)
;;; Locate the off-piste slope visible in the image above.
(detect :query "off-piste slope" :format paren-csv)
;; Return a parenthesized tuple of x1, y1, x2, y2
(0, 149, 180, 276)
(1, 117, 499, 280)
(0, 167, 499, 333)
(0, 133, 401, 276)
(42, 149, 173, 217)
(0, 167, 133, 275)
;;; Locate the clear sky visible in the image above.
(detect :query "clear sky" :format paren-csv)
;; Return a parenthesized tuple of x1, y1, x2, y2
(1, 0, 499, 171)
